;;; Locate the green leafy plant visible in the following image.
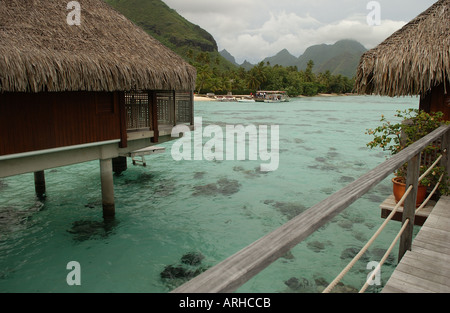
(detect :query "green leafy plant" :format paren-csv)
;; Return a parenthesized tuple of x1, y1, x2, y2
(420, 165, 449, 196)
(366, 109, 449, 196)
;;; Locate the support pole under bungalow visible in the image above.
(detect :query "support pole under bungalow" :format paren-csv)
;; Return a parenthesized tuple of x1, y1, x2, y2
(34, 170, 46, 199)
(100, 158, 115, 219)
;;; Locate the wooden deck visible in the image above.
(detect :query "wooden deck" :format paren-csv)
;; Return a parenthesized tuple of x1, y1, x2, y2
(121, 146, 166, 166)
(382, 196, 450, 293)
(380, 195, 436, 226)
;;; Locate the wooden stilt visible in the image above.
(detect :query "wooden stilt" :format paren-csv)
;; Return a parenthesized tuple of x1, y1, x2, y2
(100, 159, 115, 219)
(34, 170, 46, 199)
(112, 156, 127, 175)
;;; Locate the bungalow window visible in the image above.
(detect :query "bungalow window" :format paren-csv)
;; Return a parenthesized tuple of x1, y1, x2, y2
(125, 91, 151, 131)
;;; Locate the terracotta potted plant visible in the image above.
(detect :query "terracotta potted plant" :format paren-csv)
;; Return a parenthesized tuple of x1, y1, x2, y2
(391, 165, 428, 207)
(366, 109, 449, 206)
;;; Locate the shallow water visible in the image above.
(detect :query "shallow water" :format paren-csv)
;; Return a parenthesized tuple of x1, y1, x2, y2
(0, 95, 420, 293)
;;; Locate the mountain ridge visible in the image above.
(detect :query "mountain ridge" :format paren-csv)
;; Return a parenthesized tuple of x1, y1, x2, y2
(222, 39, 367, 77)
(104, 0, 365, 79)
(103, 0, 236, 71)
(263, 49, 299, 67)
(219, 49, 239, 66)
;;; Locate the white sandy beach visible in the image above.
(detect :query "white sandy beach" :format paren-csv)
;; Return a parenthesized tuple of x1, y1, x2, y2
(194, 95, 215, 102)
(194, 93, 353, 102)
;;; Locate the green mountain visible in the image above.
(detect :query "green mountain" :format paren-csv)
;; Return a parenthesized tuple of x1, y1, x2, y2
(103, 0, 235, 70)
(296, 39, 367, 77)
(241, 39, 367, 77)
(316, 52, 363, 78)
(103, 1, 365, 78)
(219, 49, 239, 66)
(240, 60, 255, 71)
(263, 49, 299, 67)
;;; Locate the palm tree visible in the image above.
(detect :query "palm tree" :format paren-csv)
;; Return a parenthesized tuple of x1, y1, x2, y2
(196, 64, 211, 94)
(305, 60, 315, 82)
(246, 71, 260, 90)
(186, 49, 194, 61)
(195, 52, 210, 65)
(247, 62, 267, 90)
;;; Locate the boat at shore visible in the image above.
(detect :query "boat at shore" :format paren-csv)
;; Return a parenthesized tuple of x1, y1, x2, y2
(255, 91, 290, 103)
(215, 95, 236, 102)
(214, 95, 256, 102)
(238, 96, 255, 103)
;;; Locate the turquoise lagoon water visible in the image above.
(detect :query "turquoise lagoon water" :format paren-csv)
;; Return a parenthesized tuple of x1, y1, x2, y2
(0, 95, 420, 293)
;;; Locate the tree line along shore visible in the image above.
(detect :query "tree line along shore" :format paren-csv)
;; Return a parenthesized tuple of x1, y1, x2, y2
(189, 51, 355, 98)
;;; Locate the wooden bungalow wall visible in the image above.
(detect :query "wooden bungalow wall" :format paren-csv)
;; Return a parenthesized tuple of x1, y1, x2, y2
(0, 91, 122, 156)
(420, 83, 450, 121)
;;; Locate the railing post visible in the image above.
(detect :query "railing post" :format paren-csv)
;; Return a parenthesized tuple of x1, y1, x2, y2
(398, 153, 421, 261)
(190, 90, 194, 126)
(172, 90, 177, 126)
(442, 129, 450, 178)
(149, 91, 159, 143)
(118, 91, 127, 148)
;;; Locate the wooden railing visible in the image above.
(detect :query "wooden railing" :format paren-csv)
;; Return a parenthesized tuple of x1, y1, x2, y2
(173, 124, 450, 293)
(157, 91, 194, 127)
(125, 90, 194, 134)
(125, 90, 151, 131)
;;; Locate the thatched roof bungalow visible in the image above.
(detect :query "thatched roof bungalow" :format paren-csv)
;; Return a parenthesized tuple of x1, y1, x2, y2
(355, 0, 449, 119)
(0, 0, 196, 157)
(0, 0, 197, 218)
(0, 0, 196, 93)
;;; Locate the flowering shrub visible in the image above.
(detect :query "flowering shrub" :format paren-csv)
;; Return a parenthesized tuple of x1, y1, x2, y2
(366, 109, 449, 196)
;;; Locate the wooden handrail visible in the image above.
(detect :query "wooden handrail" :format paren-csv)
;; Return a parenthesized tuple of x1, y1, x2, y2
(172, 124, 450, 293)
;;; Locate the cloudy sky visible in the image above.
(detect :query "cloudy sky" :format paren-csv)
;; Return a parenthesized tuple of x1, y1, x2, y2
(163, 0, 436, 64)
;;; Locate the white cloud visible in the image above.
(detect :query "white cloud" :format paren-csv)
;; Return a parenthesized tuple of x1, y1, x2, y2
(162, 0, 436, 64)
(312, 15, 407, 50)
(223, 13, 406, 64)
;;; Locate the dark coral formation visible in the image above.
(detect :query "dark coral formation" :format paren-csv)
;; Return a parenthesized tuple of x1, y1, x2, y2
(160, 251, 209, 289)
(192, 178, 241, 197)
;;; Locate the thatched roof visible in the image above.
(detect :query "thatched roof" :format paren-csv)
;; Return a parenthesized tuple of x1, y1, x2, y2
(0, 0, 196, 93)
(355, 0, 449, 96)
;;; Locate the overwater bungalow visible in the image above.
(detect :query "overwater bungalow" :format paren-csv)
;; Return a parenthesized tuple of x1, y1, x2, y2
(355, 0, 450, 223)
(354, 0, 449, 120)
(352, 1, 450, 292)
(0, 0, 196, 219)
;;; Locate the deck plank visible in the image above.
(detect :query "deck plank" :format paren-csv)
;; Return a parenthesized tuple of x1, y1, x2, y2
(383, 267, 434, 293)
(399, 253, 450, 286)
(382, 196, 450, 293)
(379, 195, 435, 226)
(404, 249, 450, 272)
(422, 215, 450, 232)
(389, 267, 450, 292)
(412, 237, 450, 255)
(413, 226, 450, 247)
